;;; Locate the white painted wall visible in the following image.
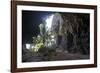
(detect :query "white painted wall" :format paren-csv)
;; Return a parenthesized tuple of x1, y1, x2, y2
(0, 0, 99, 73)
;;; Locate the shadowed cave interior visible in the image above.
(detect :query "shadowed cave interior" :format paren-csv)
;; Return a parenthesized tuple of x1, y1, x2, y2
(22, 10, 90, 62)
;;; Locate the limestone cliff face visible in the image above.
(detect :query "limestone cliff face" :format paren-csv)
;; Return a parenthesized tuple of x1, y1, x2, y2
(51, 13, 90, 55)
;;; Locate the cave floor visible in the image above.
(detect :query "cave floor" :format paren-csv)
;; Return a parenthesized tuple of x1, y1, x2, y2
(23, 50, 89, 62)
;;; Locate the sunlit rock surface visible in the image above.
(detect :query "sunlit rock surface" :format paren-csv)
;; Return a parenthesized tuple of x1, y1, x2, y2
(22, 12, 90, 62)
(51, 13, 89, 55)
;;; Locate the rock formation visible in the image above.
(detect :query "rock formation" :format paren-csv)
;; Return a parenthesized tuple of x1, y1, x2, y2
(51, 13, 90, 55)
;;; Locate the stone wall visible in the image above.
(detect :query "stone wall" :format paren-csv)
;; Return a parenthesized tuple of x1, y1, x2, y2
(51, 13, 90, 55)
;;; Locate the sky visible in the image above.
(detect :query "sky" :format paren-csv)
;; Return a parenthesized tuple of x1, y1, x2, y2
(22, 10, 89, 45)
(22, 10, 54, 44)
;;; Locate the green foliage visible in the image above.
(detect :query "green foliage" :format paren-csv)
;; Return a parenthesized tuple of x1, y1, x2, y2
(29, 35, 44, 52)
